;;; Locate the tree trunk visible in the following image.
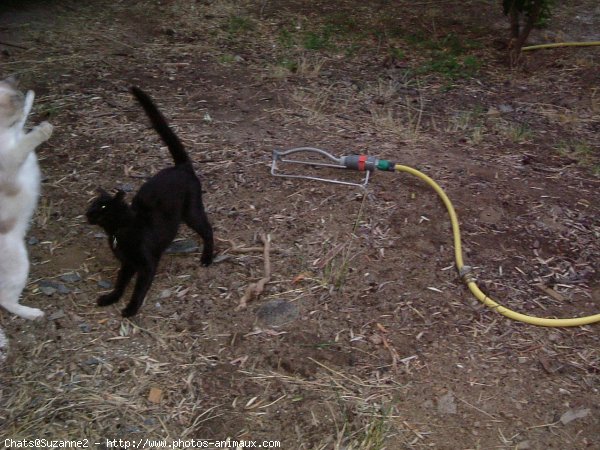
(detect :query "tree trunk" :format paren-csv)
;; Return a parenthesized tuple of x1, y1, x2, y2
(509, 6, 520, 40)
(508, 0, 543, 67)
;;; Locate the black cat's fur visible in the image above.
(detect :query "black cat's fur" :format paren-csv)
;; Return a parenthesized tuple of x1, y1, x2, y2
(86, 86, 214, 317)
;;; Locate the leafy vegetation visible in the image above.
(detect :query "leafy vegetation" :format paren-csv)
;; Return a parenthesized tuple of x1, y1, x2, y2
(556, 140, 599, 175)
(227, 15, 254, 37)
(407, 32, 482, 80)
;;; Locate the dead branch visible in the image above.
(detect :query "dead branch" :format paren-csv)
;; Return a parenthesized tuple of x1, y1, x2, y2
(0, 41, 29, 50)
(218, 237, 280, 254)
(236, 234, 272, 311)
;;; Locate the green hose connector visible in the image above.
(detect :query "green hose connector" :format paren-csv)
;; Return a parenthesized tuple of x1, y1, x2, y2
(376, 159, 394, 171)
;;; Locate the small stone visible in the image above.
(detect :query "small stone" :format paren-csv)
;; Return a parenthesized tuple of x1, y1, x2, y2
(83, 357, 101, 366)
(256, 299, 299, 327)
(499, 104, 514, 113)
(98, 280, 113, 289)
(57, 284, 71, 295)
(487, 107, 500, 116)
(28, 236, 39, 245)
(40, 286, 57, 296)
(560, 408, 590, 425)
(60, 273, 82, 283)
(79, 323, 91, 333)
(548, 332, 561, 342)
(39, 280, 60, 296)
(213, 254, 231, 264)
(437, 391, 457, 415)
(368, 334, 384, 345)
(166, 239, 199, 254)
(119, 183, 135, 192)
(48, 310, 66, 320)
(421, 400, 434, 409)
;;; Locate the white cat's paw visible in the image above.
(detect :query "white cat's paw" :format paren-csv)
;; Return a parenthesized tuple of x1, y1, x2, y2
(37, 121, 54, 140)
(21, 308, 45, 320)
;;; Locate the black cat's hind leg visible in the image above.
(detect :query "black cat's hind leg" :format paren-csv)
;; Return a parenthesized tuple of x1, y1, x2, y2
(185, 200, 214, 266)
(98, 263, 135, 307)
(121, 262, 157, 317)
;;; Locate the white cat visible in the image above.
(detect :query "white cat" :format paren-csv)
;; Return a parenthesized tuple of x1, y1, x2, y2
(0, 77, 53, 319)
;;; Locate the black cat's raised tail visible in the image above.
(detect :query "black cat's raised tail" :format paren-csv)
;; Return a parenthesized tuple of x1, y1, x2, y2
(130, 86, 190, 166)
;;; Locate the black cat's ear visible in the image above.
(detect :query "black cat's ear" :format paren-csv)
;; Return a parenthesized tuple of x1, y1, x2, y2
(114, 190, 126, 201)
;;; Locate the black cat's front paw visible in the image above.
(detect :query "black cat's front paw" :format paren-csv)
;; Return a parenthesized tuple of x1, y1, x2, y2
(121, 305, 139, 318)
(201, 252, 213, 267)
(97, 292, 120, 307)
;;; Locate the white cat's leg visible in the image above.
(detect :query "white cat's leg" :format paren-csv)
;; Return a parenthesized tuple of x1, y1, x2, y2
(0, 237, 43, 320)
(22, 121, 53, 147)
(12, 121, 53, 166)
(0, 327, 8, 364)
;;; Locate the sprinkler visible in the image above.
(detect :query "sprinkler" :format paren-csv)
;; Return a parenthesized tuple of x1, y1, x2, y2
(272, 147, 391, 188)
(271, 147, 600, 328)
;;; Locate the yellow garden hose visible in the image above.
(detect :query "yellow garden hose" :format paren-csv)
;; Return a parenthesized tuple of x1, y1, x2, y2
(272, 148, 600, 327)
(394, 164, 600, 327)
(522, 41, 600, 51)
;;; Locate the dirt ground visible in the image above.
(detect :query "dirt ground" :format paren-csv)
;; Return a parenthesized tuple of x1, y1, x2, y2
(1, 0, 599, 448)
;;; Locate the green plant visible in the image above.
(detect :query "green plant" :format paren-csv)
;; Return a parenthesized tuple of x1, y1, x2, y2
(217, 54, 236, 65)
(388, 46, 405, 60)
(301, 18, 363, 52)
(333, 405, 392, 450)
(227, 15, 254, 36)
(555, 140, 598, 172)
(303, 29, 333, 50)
(419, 53, 480, 80)
(36, 102, 62, 119)
(405, 32, 481, 80)
(344, 43, 362, 57)
(278, 28, 295, 48)
(324, 13, 359, 35)
(278, 58, 298, 72)
(506, 122, 533, 142)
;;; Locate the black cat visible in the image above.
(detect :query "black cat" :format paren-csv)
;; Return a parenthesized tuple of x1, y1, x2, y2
(86, 86, 214, 317)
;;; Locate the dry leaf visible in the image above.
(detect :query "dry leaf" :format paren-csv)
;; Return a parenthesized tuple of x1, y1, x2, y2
(148, 387, 163, 403)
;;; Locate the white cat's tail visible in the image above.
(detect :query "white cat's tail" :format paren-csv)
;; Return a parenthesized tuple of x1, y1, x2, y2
(0, 301, 44, 320)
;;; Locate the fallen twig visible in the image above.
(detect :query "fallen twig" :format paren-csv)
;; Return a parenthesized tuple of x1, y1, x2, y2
(218, 237, 280, 254)
(236, 234, 272, 311)
(0, 41, 29, 50)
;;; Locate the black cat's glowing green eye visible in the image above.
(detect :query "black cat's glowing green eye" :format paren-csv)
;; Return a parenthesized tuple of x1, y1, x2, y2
(101, 205, 106, 209)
